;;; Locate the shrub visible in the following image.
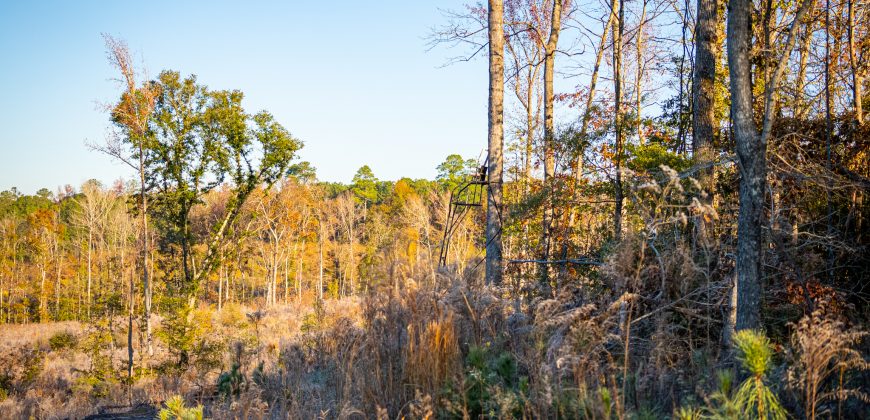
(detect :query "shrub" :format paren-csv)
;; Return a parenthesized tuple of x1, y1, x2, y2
(457, 346, 526, 419)
(48, 331, 78, 352)
(77, 322, 116, 398)
(0, 346, 43, 399)
(217, 363, 244, 400)
(158, 303, 219, 368)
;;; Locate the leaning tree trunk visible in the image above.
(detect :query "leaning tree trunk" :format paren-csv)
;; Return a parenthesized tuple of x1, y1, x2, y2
(485, 0, 505, 286)
(573, 0, 617, 183)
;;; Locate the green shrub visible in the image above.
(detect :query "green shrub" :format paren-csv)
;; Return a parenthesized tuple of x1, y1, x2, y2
(626, 142, 693, 174)
(20, 348, 44, 386)
(48, 330, 78, 351)
(158, 303, 219, 368)
(0, 374, 9, 402)
(76, 321, 118, 398)
(459, 346, 526, 419)
(681, 332, 786, 420)
(698, 370, 742, 420)
(217, 363, 244, 400)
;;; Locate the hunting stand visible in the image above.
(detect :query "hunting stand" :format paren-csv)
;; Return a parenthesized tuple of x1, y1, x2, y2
(438, 164, 488, 267)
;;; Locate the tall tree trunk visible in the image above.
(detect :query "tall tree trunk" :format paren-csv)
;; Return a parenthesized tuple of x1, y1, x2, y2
(39, 263, 46, 321)
(726, 0, 813, 334)
(272, 251, 278, 305)
(613, 0, 625, 239)
(485, 0, 505, 286)
(124, 243, 133, 380)
(540, 0, 563, 282)
(728, 0, 764, 333)
(795, 21, 813, 119)
(218, 256, 223, 311)
(848, 0, 863, 124)
(297, 240, 305, 303)
(137, 132, 153, 361)
(524, 69, 536, 190)
(87, 231, 92, 319)
(349, 216, 355, 294)
(54, 241, 61, 319)
(318, 218, 325, 300)
(284, 253, 290, 304)
(693, 0, 720, 188)
(635, 0, 648, 144)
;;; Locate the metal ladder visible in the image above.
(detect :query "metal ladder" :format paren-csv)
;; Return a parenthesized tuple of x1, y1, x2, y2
(438, 164, 488, 267)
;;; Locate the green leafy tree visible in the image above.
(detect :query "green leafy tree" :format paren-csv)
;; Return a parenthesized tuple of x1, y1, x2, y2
(147, 70, 302, 301)
(436, 154, 477, 191)
(351, 165, 379, 204)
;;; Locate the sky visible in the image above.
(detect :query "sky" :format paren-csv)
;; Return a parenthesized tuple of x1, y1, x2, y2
(0, 0, 489, 195)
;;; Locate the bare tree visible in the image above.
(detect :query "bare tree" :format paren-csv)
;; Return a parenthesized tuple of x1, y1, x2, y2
(253, 189, 290, 306)
(573, 0, 618, 183)
(72, 181, 113, 320)
(98, 35, 157, 360)
(634, 0, 649, 144)
(505, 0, 546, 194)
(334, 192, 362, 295)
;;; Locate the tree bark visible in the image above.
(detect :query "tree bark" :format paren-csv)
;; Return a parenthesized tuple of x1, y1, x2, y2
(54, 239, 61, 319)
(613, 0, 625, 239)
(635, 0, 649, 144)
(728, 0, 764, 333)
(540, 0, 563, 281)
(848, 0, 863, 124)
(795, 21, 813, 119)
(726, 0, 814, 335)
(727, 0, 767, 331)
(692, 0, 720, 187)
(318, 217, 325, 299)
(485, 0, 505, 286)
(125, 243, 133, 380)
(87, 230, 92, 319)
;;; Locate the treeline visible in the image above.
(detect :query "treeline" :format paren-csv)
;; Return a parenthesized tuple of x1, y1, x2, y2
(0, 158, 483, 324)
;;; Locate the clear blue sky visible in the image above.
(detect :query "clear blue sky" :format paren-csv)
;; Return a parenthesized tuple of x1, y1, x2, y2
(0, 0, 488, 194)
